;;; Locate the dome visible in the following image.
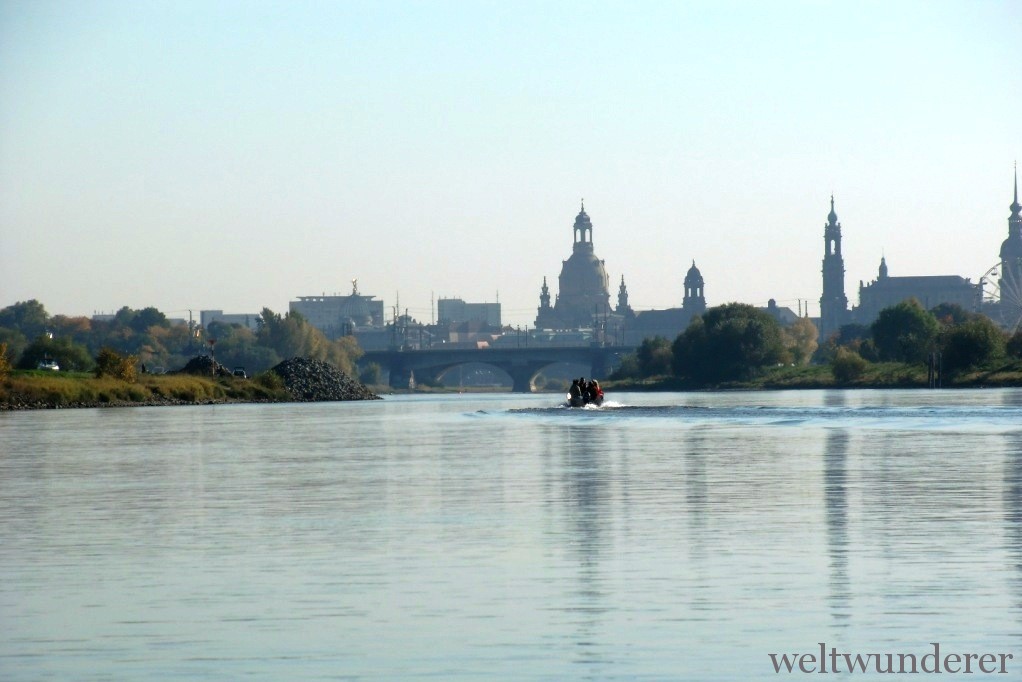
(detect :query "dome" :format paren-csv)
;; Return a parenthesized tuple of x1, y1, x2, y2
(684, 260, 704, 287)
(827, 196, 839, 225)
(339, 295, 373, 327)
(1000, 236, 1022, 261)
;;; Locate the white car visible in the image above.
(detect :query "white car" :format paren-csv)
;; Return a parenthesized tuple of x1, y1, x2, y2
(37, 360, 60, 371)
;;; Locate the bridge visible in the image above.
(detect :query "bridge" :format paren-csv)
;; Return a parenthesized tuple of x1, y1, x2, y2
(362, 345, 634, 392)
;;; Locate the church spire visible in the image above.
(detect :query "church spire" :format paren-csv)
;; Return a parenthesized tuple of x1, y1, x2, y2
(1012, 162, 1020, 218)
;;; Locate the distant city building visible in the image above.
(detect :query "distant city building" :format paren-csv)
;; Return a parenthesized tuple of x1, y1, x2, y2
(855, 258, 979, 325)
(535, 202, 613, 330)
(760, 299, 800, 326)
(819, 196, 850, 340)
(290, 280, 385, 339)
(817, 192, 990, 335)
(200, 310, 261, 332)
(622, 261, 708, 344)
(437, 298, 501, 326)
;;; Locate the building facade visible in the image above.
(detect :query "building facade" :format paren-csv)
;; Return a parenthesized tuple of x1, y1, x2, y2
(290, 281, 385, 339)
(437, 298, 501, 327)
(855, 258, 979, 326)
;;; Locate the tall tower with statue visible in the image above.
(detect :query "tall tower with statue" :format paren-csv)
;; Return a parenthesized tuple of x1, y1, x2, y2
(819, 196, 849, 340)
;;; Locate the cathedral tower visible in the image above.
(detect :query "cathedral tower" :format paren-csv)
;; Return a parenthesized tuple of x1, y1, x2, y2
(683, 261, 706, 314)
(535, 201, 612, 329)
(999, 165, 1022, 299)
(819, 196, 849, 340)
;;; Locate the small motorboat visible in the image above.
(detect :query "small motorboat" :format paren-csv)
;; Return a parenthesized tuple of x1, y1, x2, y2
(566, 379, 605, 408)
(565, 392, 604, 408)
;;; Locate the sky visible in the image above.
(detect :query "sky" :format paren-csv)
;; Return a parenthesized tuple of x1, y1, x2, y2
(1, 0, 1020, 328)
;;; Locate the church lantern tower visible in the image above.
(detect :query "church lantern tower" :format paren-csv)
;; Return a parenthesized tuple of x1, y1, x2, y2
(683, 261, 706, 314)
(819, 196, 849, 340)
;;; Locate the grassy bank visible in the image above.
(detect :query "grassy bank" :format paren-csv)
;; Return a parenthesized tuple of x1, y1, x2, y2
(0, 371, 292, 409)
(605, 359, 1022, 392)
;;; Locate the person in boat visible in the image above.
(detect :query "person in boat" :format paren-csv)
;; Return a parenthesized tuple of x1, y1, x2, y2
(569, 378, 583, 404)
(587, 379, 604, 405)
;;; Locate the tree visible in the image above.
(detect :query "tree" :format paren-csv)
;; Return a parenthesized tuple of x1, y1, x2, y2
(16, 336, 94, 371)
(257, 308, 362, 375)
(131, 307, 169, 334)
(940, 316, 1006, 374)
(930, 302, 975, 327)
(672, 303, 789, 383)
(636, 336, 673, 377)
(1007, 330, 1022, 359)
(871, 299, 940, 363)
(0, 300, 49, 338)
(831, 347, 868, 383)
(0, 327, 28, 367)
(783, 317, 819, 366)
(94, 347, 138, 382)
(359, 362, 382, 386)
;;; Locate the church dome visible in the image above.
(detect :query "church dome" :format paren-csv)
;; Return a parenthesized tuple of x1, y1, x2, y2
(685, 261, 703, 283)
(1000, 236, 1022, 261)
(340, 295, 373, 327)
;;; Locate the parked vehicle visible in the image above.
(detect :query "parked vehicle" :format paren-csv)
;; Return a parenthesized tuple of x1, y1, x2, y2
(37, 360, 60, 371)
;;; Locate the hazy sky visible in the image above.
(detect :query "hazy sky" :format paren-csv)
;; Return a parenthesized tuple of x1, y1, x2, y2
(2, 0, 1019, 327)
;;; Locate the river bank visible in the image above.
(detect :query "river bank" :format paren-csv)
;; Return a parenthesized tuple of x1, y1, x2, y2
(605, 360, 1022, 392)
(0, 357, 379, 410)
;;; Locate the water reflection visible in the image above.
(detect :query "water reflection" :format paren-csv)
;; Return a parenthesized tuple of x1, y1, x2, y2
(1004, 433, 1022, 612)
(823, 430, 851, 626)
(560, 425, 611, 669)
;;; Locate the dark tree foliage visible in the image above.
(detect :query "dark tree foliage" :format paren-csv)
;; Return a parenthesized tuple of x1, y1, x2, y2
(940, 316, 1006, 374)
(1007, 330, 1022, 359)
(130, 306, 169, 334)
(870, 299, 940, 363)
(930, 302, 975, 327)
(831, 347, 869, 383)
(0, 300, 49, 339)
(672, 303, 788, 383)
(16, 336, 94, 371)
(636, 336, 673, 377)
(834, 324, 871, 346)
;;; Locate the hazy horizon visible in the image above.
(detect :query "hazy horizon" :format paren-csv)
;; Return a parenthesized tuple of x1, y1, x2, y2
(2, 1, 1019, 327)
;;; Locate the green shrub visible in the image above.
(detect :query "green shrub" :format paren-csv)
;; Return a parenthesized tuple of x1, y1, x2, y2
(831, 347, 868, 383)
(94, 347, 138, 382)
(255, 371, 284, 391)
(0, 342, 10, 376)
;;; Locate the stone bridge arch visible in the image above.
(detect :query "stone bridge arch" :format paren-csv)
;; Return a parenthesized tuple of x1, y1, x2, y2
(363, 346, 631, 393)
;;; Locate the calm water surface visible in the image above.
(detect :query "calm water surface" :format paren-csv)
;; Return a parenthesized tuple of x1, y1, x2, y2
(3, 389, 1022, 680)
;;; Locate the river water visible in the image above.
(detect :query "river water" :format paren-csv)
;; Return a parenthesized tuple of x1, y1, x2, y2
(2, 389, 1022, 680)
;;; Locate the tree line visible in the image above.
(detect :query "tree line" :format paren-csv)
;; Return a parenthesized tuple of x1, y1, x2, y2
(613, 300, 1021, 386)
(0, 300, 363, 378)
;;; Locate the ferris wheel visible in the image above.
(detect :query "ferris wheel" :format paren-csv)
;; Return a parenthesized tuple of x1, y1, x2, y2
(980, 258, 1022, 333)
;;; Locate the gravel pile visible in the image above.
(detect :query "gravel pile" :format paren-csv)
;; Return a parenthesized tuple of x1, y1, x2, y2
(271, 357, 380, 401)
(176, 355, 233, 377)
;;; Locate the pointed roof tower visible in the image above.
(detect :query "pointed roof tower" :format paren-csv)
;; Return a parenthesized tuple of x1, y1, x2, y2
(1002, 165, 1022, 258)
(1011, 162, 1021, 221)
